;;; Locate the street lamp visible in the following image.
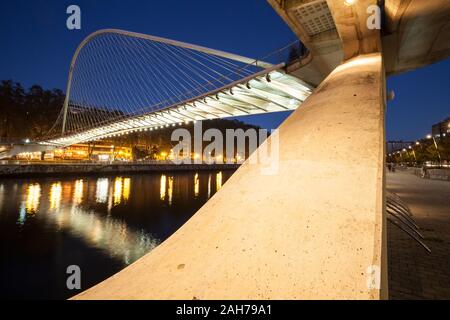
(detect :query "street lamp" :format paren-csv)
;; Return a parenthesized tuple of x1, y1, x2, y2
(408, 145, 417, 162)
(427, 134, 441, 166)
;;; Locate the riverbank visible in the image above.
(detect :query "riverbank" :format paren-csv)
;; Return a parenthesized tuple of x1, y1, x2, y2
(0, 162, 240, 178)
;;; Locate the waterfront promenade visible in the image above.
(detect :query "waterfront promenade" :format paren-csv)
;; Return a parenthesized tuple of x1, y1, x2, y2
(387, 171, 450, 299)
(0, 161, 239, 177)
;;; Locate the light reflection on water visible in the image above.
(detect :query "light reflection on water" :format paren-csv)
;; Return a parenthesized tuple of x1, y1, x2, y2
(96, 178, 109, 203)
(194, 173, 199, 198)
(216, 171, 223, 191)
(0, 170, 232, 299)
(49, 182, 62, 210)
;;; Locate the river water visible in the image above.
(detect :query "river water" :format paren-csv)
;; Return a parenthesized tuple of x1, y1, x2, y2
(0, 170, 234, 299)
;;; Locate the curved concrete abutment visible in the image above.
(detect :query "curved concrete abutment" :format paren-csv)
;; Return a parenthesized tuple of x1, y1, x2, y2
(73, 53, 388, 300)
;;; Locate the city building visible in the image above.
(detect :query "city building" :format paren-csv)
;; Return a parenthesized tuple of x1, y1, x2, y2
(432, 116, 450, 139)
(16, 144, 132, 162)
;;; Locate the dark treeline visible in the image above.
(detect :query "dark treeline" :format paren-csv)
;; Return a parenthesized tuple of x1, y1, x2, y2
(388, 137, 450, 166)
(0, 80, 64, 140)
(0, 80, 263, 159)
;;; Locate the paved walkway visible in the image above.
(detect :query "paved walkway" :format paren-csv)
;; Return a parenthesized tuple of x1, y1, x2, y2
(387, 171, 450, 299)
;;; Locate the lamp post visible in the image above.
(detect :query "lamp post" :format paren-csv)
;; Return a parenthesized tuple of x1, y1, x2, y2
(408, 145, 417, 162)
(426, 134, 441, 166)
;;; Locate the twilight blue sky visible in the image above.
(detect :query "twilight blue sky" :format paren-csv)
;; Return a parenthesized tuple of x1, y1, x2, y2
(1, 0, 449, 140)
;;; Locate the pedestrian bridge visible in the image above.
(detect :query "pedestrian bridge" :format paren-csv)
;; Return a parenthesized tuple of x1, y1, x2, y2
(3, 0, 449, 300)
(51, 30, 313, 148)
(0, 29, 313, 158)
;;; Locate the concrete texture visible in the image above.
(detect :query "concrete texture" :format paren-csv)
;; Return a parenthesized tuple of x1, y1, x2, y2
(327, 0, 381, 60)
(383, 0, 450, 75)
(387, 171, 450, 299)
(269, 0, 450, 80)
(73, 53, 387, 300)
(267, 0, 343, 85)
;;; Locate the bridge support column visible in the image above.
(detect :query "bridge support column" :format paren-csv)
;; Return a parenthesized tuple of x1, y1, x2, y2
(75, 52, 387, 300)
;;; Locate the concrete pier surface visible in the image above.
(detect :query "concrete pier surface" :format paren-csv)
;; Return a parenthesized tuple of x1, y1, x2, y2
(387, 171, 450, 299)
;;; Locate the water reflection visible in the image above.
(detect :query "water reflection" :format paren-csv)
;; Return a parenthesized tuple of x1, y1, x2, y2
(49, 182, 62, 210)
(0, 184, 3, 212)
(18, 183, 41, 225)
(25, 183, 41, 213)
(57, 203, 158, 264)
(167, 176, 173, 205)
(194, 173, 199, 198)
(0, 171, 234, 299)
(160, 174, 174, 205)
(207, 174, 212, 199)
(123, 178, 130, 202)
(73, 180, 83, 205)
(216, 171, 223, 191)
(96, 178, 109, 203)
(114, 177, 123, 206)
(160, 174, 166, 200)
(0, 184, 3, 213)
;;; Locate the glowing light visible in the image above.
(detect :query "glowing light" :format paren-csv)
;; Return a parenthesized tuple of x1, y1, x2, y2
(114, 177, 123, 206)
(194, 173, 199, 197)
(344, 0, 356, 5)
(96, 178, 109, 203)
(336, 55, 380, 73)
(73, 179, 84, 205)
(167, 176, 173, 205)
(25, 183, 41, 213)
(207, 174, 212, 199)
(415, 141, 420, 145)
(426, 134, 432, 139)
(160, 174, 166, 200)
(216, 171, 222, 191)
(123, 178, 131, 202)
(49, 182, 62, 210)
